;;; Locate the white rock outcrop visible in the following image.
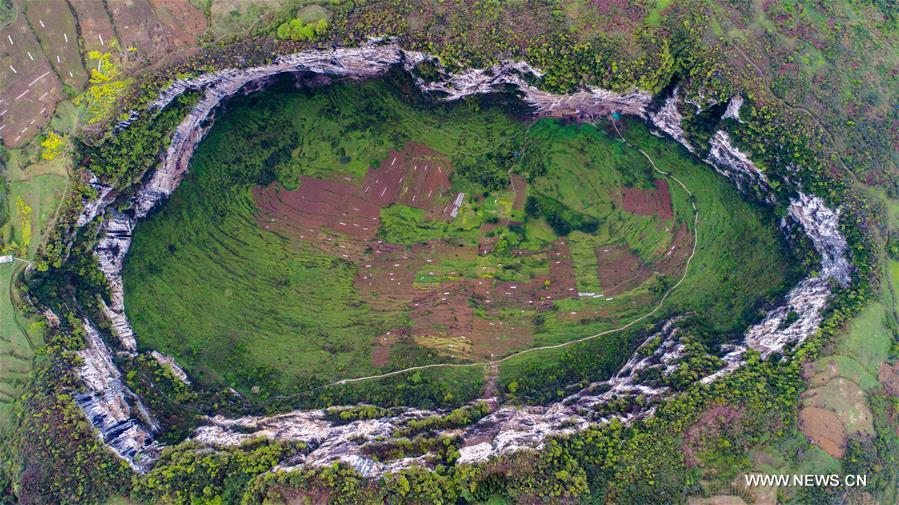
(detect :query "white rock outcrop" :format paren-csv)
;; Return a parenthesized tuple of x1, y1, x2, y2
(69, 44, 851, 476)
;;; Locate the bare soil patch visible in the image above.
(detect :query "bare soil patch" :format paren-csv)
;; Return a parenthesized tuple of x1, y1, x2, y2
(878, 361, 899, 397)
(596, 244, 646, 295)
(596, 223, 692, 295)
(24, 0, 87, 89)
(509, 173, 527, 210)
(148, 0, 207, 47)
(798, 406, 846, 458)
(620, 178, 673, 222)
(0, 13, 60, 147)
(364, 142, 455, 219)
(106, 0, 200, 66)
(68, 0, 116, 53)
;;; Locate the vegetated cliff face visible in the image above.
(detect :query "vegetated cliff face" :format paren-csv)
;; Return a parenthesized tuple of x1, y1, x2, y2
(70, 41, 850, 476)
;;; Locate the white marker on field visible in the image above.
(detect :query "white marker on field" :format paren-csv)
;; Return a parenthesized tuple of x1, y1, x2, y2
(0, 125, 5, 131)
(64, 33, 68, 43)
(39, 20, 45, 28)
(27, 51, 34, 61)
(69, 71, 73, 78)
(56, 55, 60, 63)
(39, 107, 46, 114)
(39, 92, 48, 100)
(14, 90, 28, 101)
(0, 110, 5, 115)
(28, 71, 49, 87)
(8, 65, 16, 73)
(7, 35, 12, 45)
(99, 34, 105, 46)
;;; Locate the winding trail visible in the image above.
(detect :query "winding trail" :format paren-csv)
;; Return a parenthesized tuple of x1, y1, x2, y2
(731, 45, 861, 186)
(322, 120, 701, 389)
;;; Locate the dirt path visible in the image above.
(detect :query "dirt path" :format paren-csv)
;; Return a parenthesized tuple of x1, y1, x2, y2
(6, 259, 35, 352)
(731, 45, 861, 186)
(319, 120, 700, 390)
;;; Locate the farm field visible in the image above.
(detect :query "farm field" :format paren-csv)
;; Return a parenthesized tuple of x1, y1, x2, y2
(122, 77, 799, 402)
(0, 261, 44, 432)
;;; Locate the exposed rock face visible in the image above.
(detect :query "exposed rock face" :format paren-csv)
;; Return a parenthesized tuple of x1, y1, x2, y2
(150, 351, 191, 385)
(704, 191, 850, 382)
(70, 44, 851, 475)
(74, 319, 160, 471)
(94, 210, 136, 352)
(75, 172, 115, 227)
(787, 192, 850, 286)
(706, 130, 775, 202)
(722, 96, 744, 123)
(649, 88, 693, 153)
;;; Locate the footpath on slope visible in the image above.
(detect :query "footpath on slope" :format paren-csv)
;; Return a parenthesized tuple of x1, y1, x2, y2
(263, 119, 701, 401)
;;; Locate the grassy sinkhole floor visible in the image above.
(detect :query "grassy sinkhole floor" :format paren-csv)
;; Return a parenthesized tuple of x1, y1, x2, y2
(122, 77, 799, 404)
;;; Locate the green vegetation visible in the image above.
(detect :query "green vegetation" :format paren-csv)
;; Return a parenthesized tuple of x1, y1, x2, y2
(1, 316, 132, 504)
(276, 17, 328, 41)
(1, 1, 894, 502)
(121, 77, 797, 413)
(0, 262, 44, 432)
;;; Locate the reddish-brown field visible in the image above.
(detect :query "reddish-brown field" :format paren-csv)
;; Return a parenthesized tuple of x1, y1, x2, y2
(597, 223, 692, 295)
(24, 0, 88, 89)
(798, 406, 847, 458)
(0, 13, 61, 147)
(106, 0, 201, 66)
(620, 178, 673, 222)
(253, 143, 457, 243)
(69, 0, 117, 54)
(252, 141, 689, 362)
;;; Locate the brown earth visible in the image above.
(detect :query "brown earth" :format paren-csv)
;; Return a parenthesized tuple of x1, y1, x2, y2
(148, 0, 208, 47)
(24, 0, 88, 89)
(620, 178, 674, 222)
(0, 8, 61, 147)
(798, 406, 846, 458)
(596, 222, 692, 295)
(106, 0, 201, 67)
(878, 361, 899, 397)
(370, 328, 404, 367)
(509, 173, 527, 211)
(253, 143, 688, 363)
(68, 0, 117, 54)
(253, 143, 458, 243)
(595, 244, 645, 295)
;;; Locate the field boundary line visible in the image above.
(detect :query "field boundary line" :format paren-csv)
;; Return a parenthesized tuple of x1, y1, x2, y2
(324, 120, 700, 388)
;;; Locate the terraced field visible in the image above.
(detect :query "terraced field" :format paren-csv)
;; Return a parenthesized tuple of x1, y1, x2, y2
(123, 78, 799, 401)
(0, 261, 43, 432)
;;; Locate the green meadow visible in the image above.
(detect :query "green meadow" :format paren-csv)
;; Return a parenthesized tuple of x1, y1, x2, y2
(123, 77, 798, 405)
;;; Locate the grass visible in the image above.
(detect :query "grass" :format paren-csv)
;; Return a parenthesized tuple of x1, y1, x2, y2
(497, 118, 800, 398)
(123, 78, 798, 403)
(835, 302, 892, 376)
(0, 262, 44, 432)
(1, 130, 70, 256)
(124, 78, 525, 397)
(644, 0, 673, 27)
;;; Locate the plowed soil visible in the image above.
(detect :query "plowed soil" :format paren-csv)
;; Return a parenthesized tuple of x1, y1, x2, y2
(597, 223, 692, 295)
(252, 143, 592, 361)
(798, 406, 846, 458)
(621, 178, 673, 222)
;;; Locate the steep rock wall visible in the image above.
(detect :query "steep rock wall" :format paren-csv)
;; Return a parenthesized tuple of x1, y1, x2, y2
(71, 44, 850, 475)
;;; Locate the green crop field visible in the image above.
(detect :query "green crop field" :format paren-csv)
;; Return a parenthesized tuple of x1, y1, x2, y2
(0, 262, 44, 432)
(123, 77, 798, 404)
